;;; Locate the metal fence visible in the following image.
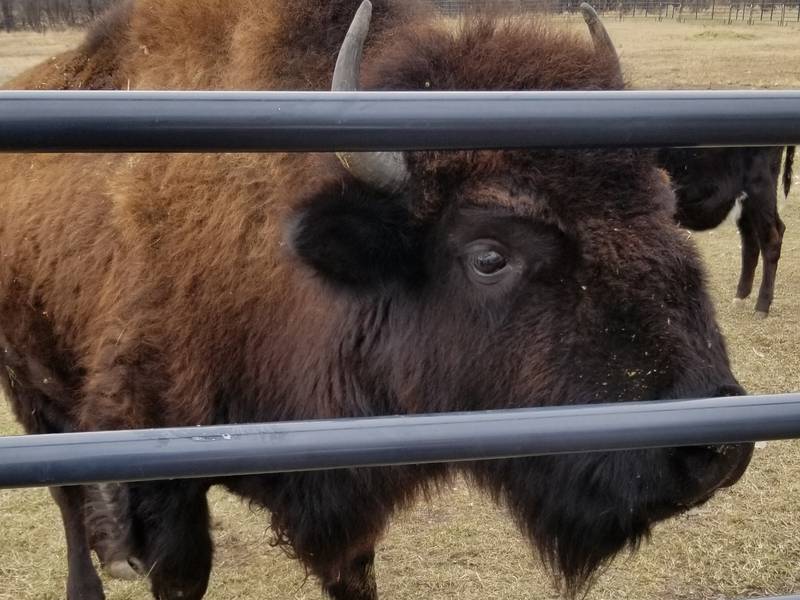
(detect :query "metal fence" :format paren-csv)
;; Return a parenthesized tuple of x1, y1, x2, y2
(2, 89, 800, 477)
(2, 89, 800, 600)
(431, 0, 800, 25)
(3, 90, 800, 151)
(2, 393, 800, 488)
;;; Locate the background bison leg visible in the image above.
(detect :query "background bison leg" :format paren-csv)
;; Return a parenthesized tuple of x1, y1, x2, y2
(128, 480, 213, 600)
(744, 149, 784, 317)
(735, 212, 760, 302)
(50, 486, 106, 600)
(754, 215, 785, 317)
(740, 189, 783, 317)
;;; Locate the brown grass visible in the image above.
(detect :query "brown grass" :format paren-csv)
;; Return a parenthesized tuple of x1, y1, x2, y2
(0, 30, 84, 85)
(2, 17, 800, 600)
(592, 19, 800, 89)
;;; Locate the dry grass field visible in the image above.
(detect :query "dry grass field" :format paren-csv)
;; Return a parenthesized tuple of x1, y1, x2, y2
(0, 29, 84, 85)
(2, 16, 800, 600)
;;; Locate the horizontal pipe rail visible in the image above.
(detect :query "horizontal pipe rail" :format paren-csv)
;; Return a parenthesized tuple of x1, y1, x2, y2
(1, 90, 800, 152)
(2, 393, 800, 488)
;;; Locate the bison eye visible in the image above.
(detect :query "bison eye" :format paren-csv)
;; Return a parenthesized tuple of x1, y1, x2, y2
(464, 242, 513, 284)
(472, 250, 507, 275)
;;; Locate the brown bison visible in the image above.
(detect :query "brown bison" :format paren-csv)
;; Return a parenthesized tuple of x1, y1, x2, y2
(0, 1, 753, 599)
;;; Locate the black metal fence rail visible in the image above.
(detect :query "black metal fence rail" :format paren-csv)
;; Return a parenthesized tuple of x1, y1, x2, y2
(2, 90, 800, 152)
(2, 393, 800, 488)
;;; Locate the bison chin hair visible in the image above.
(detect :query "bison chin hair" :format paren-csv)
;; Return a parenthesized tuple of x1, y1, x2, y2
(470, 451, 676, 598)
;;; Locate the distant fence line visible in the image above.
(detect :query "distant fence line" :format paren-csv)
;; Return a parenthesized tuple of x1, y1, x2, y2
(2, 0, 799, 32)
(1, 0, 116, 32)
(432, 0, 800, 24)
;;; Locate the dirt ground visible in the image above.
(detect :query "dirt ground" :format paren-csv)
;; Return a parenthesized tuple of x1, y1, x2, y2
(1, 17, 800, 600)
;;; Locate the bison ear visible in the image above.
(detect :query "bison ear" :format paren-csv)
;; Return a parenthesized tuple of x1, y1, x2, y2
(289, 179, 421, 286)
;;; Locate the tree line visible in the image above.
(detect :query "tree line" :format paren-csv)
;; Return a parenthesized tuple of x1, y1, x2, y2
(432, 0, 791, 14)
(1, 0, 117, 32)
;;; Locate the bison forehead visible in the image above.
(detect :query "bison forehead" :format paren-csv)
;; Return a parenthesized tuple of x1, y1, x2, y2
(407, 148, 675, 227)
(363, 13, 623, 94)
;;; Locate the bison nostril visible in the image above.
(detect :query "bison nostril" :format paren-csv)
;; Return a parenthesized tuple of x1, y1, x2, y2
(676, 441, 753, 504)
(706, 443, 741, 456)
(717, 442, 754, 488)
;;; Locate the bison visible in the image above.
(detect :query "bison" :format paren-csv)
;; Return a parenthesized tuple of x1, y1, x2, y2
(657, 146, 795, 317)
(0, 1, 753, 599)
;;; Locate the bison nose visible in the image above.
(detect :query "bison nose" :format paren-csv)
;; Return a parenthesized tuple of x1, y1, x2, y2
(676, 442, 753, 506)
(709, 382, 753, 488)
(672, 382, 754, 504)
(711, 382, 752, 488)
(715, 442, 754, 489)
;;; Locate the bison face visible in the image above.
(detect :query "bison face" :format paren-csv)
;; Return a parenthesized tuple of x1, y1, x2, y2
(288, 149, 753, 594)
(286, 1, 753, 594)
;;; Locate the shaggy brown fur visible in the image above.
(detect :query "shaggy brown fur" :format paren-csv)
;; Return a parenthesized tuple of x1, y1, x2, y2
(1, 2, 752, 599)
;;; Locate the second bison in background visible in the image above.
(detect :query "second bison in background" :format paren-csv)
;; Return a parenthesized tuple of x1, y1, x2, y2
(658, 146, 795, 317)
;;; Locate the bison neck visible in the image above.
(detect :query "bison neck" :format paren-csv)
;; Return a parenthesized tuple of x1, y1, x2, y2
(218, 284, 402, 425)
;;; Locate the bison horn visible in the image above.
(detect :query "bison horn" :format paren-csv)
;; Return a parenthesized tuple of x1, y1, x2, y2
(332, 0, 410, 195)
(579, 3, 623, 82)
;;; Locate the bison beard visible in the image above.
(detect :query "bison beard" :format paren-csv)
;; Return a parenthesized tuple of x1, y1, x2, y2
(0, 1, 753, 599)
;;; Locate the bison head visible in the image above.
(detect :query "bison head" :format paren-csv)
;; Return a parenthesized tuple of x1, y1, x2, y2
(289, 2, 753, 594)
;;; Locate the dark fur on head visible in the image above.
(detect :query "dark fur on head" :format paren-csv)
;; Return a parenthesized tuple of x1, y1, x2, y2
(290, 176, 422, 286)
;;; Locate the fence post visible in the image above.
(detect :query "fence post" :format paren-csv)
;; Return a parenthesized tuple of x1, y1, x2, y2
(749, 2, 755, 22)
(695, 0, 699, 18)
(780, 1, 786, 23)
(678, 2, 684, 20)
(711, 0, 716, 18)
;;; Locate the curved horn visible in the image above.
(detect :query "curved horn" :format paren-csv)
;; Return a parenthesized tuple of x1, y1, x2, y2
(333, 0, 410, 195)
(579, 3, 623, 81)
